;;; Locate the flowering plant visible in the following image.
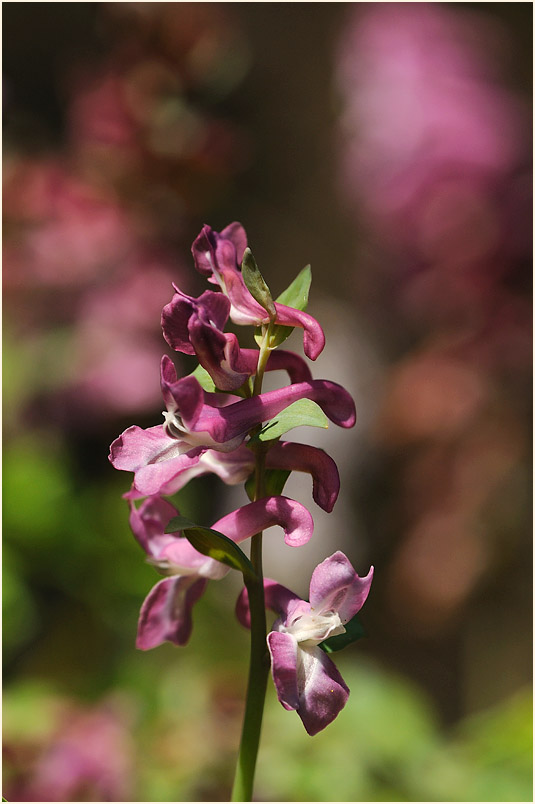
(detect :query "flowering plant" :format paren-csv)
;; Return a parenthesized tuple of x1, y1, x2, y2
(109, 222, 372, 800)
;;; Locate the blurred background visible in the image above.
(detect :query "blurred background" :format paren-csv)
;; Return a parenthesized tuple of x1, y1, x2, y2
(2, 2, 532, 801)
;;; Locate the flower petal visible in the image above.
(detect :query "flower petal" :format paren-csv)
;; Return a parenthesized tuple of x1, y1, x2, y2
(264, 349, 313, 383)
(266, 441, 340, 512)
(236, 578, 302, 629)
(162, 286, 255, 392)
(220, 221, 248, 261)
(160, 291, 196, 356)
(272, 302, 326, 361)
(137, 446, 255, 497)
(128, 496, 178, 556)
(190, 225, 219, 277)
(160, 361, 243, 451)
(217, 265, 267, 324)
(187, 315, 249, 391)
(309, 551, 374, 623)
(109, 424, 186, 472)
(187, 380, 356, 447)
(294, 644, 349, 735)
(129, 440, 339, 511)
(212, 496, 314, 548)
(160, 356, 205, 424)
(233, 348, 313, 384)
(267, 631, 300, 711)
(191, 222, 247, 278)
(161, 288, 230, 354)
(160, 538, 228, 580)
(132, 449, 205, 496)
(136, 576, 207, 649)
(109, 421, 209, 497)
(129, 496, 226, 579)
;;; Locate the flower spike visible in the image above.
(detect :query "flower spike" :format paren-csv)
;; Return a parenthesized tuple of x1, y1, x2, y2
(109, 219, 367, 794)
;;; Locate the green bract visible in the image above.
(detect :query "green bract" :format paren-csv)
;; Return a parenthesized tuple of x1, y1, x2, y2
(245, 468, 291, 502)
(320, 613, 366, 653)
(249, 398, 328, 444)
(269, 265, 312, 349)
(242, 248, 277, 321)
(276, 264, 312, 309)
(189, 363, 217, 392)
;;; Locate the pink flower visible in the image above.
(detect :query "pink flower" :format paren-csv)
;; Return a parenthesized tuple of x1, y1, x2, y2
(113, 434, 340, 513)
(109, 355, 354, 492)
(131, 495, 314, 649)
(159, 355, 355, 451)
(191, 223, 325, 360)
(237, 552, 373, 735)
(162, 285, 313, 391)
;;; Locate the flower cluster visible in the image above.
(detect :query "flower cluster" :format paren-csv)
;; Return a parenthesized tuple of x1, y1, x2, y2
(109, 222, 372, 734)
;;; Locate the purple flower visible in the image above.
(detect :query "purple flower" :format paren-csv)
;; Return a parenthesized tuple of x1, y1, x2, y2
(109, 355, 354, 496)
(162, 285, 313, 391)
(191, 223, 326, 360)
(161, 286, 231, 357)
(111, 431, 340, 513)
(159, 355, 356, 451)
(161, 286, 247, 392)
(132, 494, 314, 650)
(237, 552, 373, 735)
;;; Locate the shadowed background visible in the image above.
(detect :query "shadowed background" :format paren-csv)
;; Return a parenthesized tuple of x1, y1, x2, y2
(3, 2, 532, 801)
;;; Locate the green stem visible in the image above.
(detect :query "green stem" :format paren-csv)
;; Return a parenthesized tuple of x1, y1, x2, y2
(231, 329, 273, 802)
(230, 539, 269, 801)
(252, 325, 273, 397)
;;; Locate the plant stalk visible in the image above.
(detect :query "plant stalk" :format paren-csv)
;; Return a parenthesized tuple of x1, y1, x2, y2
(231, 327, 273, 802)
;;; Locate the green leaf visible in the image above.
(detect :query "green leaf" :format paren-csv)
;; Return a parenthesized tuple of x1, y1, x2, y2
(242, 248, 276, 320)
(165, 516, 256, 579)
(253, 326, 265, 348)
(188, 363, 216, 393)
(249, 398, 328, 444)
(276, 264, 312, 309)
(269, 265, 312, 348)
(265, 468, 292, 496)
(244, 468, 292, 501)
(320, 613, 366, 653)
